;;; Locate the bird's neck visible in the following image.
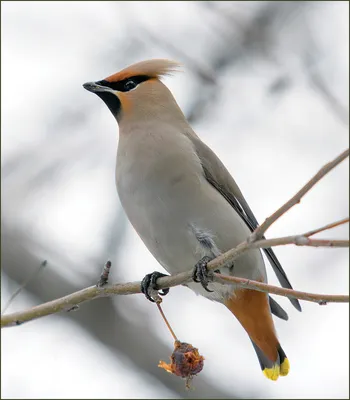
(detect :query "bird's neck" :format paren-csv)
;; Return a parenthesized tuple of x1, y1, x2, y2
(118, 101, 190, 134)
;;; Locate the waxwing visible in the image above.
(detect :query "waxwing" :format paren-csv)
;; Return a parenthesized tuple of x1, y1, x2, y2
(83, 59, 301, 380)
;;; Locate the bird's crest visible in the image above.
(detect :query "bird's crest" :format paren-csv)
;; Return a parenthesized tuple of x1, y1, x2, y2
(105, 59, 182, 83)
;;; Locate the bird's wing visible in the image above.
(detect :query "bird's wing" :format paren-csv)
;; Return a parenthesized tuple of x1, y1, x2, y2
(187, 132, 301, 312)
(269, 296, 289, 320)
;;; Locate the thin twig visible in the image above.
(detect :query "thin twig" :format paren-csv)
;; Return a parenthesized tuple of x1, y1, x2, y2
(157, 303, 178, 341)
(201, 236, 348, 283)
(1, 260, 47, 315)
(251, 149, 349, 241)
(252, 236, 349, 249)
(304, 217, 349, 238)
(213, 273, 349, 305)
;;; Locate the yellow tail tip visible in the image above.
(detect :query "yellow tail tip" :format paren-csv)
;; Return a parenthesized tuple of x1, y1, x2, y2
(280, 357, 290, 377)
(263, 358, 290, 380)
(263, 364, 280, 381)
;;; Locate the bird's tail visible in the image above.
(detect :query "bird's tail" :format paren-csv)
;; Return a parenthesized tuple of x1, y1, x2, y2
(225, 288, 290, 381)
(251, 340, 290, 380)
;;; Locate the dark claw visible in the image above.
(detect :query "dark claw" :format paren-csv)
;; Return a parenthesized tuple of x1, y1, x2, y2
(192, 256, 214, 293)
(141, 271, 170, 303)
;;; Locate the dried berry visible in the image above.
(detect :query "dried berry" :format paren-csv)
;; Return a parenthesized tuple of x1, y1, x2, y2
(159, 340, 204, 388)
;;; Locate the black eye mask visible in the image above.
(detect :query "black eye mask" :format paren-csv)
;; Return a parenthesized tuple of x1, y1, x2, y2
(96, 75, 150, 92)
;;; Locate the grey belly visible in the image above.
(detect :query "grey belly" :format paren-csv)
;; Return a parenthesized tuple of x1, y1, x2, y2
(119, 175, 266, 302)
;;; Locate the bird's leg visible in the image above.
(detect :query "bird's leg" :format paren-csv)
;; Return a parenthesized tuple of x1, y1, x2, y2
(141, 271, 170, 302)
(192, 256, 215, 292)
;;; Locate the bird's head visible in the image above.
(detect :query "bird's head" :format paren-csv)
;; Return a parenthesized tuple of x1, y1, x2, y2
(83, 59, 183, 125)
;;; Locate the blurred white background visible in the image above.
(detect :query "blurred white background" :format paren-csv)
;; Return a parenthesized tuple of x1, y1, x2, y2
(1, 1, 349, 398)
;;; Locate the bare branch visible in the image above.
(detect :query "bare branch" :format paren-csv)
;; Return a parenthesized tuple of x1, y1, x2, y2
(251, 149, 350, 241)
(202, 235, 348, 281)
(1, 260, 47, 315)
(1, 231, 348, 329)
(304, 217, 349, 238)
(213, 273, 349, 305)
(1, 150, 348, 329)
(253, 236, 349, 248)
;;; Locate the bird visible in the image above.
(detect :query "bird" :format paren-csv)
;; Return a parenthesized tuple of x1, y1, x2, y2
(83, 59, 301, 381)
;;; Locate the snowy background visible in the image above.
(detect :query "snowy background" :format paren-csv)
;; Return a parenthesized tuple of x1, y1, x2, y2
(1, 1, 349, 398)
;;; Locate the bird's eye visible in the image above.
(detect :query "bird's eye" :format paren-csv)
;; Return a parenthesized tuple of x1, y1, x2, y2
(124, 80, 137, 91)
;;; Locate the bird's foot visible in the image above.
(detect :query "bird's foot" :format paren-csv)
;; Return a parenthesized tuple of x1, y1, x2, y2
(141, 271, 170, 303)
(192, 256, 216, 293)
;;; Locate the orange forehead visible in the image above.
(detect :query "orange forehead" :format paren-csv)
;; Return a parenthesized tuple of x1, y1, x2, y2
(103, 59, 181, 83)
(105, 69, 147, 83)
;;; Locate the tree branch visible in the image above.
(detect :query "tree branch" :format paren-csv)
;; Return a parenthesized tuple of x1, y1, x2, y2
(303, 217, 349, 237)
(251, 148, 349, 241)
(213, 273, 349, 305)
(1, 260, 47, 315)
(1, 149, 349, 329)
(1, 231, 348, 328)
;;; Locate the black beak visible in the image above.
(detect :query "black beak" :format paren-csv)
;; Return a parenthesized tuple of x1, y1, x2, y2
(83, 81, 110, 93)
(83, 80, 121, 118)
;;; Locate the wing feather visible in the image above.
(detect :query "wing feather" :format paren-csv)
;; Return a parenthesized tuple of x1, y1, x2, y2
(186, 132, 301, 312)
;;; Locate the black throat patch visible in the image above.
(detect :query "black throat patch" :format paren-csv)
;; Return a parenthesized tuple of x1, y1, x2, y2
(95, 91, 121, 118)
